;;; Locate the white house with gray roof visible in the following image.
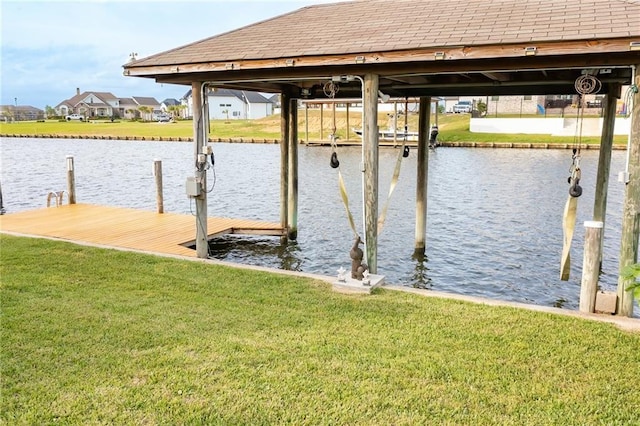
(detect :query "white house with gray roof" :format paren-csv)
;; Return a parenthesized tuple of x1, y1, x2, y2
(182, 89, 274, 120)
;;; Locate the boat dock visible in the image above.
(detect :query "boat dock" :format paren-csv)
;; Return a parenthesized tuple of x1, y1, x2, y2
(0, 204, 285, 257)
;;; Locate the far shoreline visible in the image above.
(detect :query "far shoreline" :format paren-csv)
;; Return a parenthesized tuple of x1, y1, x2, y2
(0, 133, 626, 150)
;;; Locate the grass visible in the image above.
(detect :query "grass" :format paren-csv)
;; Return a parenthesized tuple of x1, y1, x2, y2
(0, 112, 628, 146)
(2, 234, 639, 425)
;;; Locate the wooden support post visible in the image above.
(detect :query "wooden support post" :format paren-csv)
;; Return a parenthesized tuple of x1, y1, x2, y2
(153, 159, 164, 214)
(305, 103, 309, 144)
(280, 91, 291, 239)
(415, 97, 431, 256)
(346, 102, 350, 142)
(66, 155, 76, 204)
(288, 98, 299, 240)
(393, 101, 398, 147)
(320, 105, 324, 141)
(580, 221, 603, 313)
(617, 69, 640, 317)
(592, 87, 620, 267)
(192, 81, 208, 259)
(363, 74, 379, 273)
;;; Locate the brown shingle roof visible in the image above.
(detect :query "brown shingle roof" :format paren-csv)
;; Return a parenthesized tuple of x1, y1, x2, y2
(131, 0, 640, 67)
(66, 91, 117, 107)
(132, 96, 160, 106)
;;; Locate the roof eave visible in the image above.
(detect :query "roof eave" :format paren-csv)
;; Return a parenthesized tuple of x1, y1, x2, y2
(123, 37, 640, 80)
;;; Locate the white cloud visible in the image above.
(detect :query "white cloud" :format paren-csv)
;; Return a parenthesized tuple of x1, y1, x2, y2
(1, 0, 338, 108)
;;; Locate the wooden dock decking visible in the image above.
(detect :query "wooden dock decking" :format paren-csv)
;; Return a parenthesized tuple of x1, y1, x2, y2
(0, 204, 285, 257)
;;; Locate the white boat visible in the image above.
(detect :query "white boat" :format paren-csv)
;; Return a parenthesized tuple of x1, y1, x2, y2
(352, 127, 419, 142)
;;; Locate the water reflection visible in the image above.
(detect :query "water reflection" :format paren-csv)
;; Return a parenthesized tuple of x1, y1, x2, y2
(207, 236, 305, 272)
(553, 298, 568, 309)
(410, 252, 432, 289)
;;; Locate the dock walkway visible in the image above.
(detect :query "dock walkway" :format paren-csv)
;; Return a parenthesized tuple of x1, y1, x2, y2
(0, 204, 284, 257)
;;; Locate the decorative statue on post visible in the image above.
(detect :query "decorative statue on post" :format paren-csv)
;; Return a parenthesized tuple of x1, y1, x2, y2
(350, 235, 368, 280)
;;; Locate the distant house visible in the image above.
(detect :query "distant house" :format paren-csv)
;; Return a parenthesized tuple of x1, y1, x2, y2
(160, 98, 186, 118)
(118, 97, 139, 120)
(0, 105, 45, 121)
(269, 94, 280, 109)
(55, 89, 161, 120)
(55, 88, 120, 118)
(118, 96, 161, 120)
(131, 96, 161, 120)
(182, 89, 274, 120)
(211, 89, 273, 119)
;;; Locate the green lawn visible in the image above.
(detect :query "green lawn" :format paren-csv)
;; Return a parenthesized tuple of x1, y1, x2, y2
(0, 113, 628, 146)
(2, 234, 639, 424)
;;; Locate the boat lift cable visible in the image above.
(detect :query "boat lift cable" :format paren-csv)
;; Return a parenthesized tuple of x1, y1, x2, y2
(560, 73, 601, 281)
(326, 79, 410, 238)
(326, 80, 360, 239)
(622, 66, 638, 179)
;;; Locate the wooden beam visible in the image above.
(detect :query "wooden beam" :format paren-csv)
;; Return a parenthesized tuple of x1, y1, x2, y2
(192, 81, 208, 258)
(125, 38, 639, 78)
(617, 68, 640, 317)
(363, 74, 379, 274)
(415, 97, 430, 256)
(481, 72, 511, 82)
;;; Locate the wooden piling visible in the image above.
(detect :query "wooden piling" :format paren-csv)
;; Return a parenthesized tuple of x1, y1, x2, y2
(393, 101, 398, 147)
(580, 221, 603, 313)
(363, 74, 379, 274)
(617, 68, 640, 317)
(592, 87, 620, 267)
(320, 105, 324, 141)
(66, 155, 76, 204)
(346, 102, 350, 142)
(305, 103, 309, 144)
(153, 159, 164, 214)
(192, 81, 208, 259)
(288, 97, 298, 240)
(280, 91, 291, 239)
(414, 97, 431, 256)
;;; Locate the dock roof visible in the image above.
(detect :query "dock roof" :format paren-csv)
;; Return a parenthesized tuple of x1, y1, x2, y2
(124, 0, 640, 98)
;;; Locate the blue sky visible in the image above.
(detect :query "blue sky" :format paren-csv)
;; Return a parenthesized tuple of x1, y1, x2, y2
(1, 0, 338, 109)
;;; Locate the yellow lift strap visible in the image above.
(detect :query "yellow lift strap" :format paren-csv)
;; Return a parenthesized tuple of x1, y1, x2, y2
(560, 148, 583, 281)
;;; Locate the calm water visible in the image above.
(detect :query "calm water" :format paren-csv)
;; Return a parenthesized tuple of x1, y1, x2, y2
(1, 137, 637, 313)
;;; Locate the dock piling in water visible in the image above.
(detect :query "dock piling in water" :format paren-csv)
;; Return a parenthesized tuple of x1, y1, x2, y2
(153, 159, 164, 214)
(66, 155, 76, 204)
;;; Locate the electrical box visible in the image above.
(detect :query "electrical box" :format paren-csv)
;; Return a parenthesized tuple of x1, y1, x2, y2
(186, 176, 201, 197)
